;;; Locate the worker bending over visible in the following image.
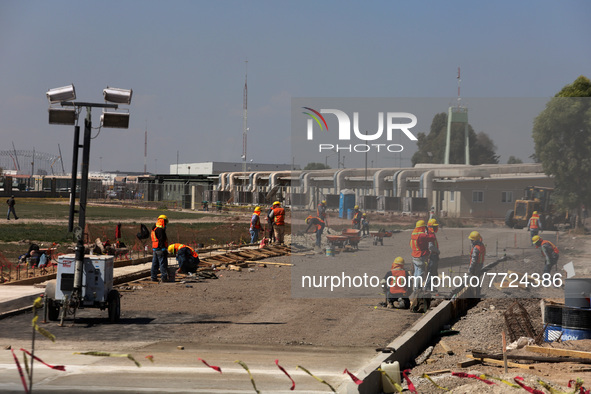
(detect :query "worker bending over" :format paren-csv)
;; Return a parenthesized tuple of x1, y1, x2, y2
(382, 257, 410, 309)
(168, 243, 200, 274)
(305, 215, 325, 248)
(533, 235, 559, 274)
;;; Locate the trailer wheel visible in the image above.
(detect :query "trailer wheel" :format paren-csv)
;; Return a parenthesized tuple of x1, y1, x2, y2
(107, 290, 120, 323)
(44, 280, 60, 321)
(505, 210, 515, 228)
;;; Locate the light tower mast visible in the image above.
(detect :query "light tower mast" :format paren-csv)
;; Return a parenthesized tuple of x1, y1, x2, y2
(144, 122, 148, 174)
(242, 60, 248, 173)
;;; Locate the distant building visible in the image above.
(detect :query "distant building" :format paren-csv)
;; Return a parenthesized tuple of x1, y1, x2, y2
(170, 161, 297, 176)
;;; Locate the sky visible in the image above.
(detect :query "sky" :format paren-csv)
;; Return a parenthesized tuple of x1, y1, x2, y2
(0, 0, 589, 174)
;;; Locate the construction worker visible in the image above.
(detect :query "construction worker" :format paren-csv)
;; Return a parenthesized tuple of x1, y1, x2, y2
(6, 195, 18, 220)
(249, 206, 263, 244)
(381, 257, 410, 309)
(305, 215, 325, 248)
(168, 243, 200, 274)
(468, 231, 486, 276)
(361, 213, 370, 236)
(317, 200, 327, 222)
(533, 235, 559, 274)
(265, 204, 276, 243)
(426, 218, 440, 287)
(352, 205, 362, 230)
(528, 211, 543, 238)
(151, 214, 169, 282)
(409, 220, 435, 283)
(268, 201, 286, 244)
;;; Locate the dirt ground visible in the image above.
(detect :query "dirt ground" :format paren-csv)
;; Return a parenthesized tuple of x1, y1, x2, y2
(2, 210, 591, 393)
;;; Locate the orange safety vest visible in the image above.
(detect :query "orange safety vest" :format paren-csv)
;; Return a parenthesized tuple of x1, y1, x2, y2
(173, 243, 199, 258)
(410, 227, 430, 258)
(151, 218, 168, 249)
(541, 240, 559, 255)
(273, 207, 285, 226)
(470, 243, 486, 266)
(352, 210, 361, 225)
(250, 212, 262, 230)
(529, 214, 540, 229)
(317, 203, 326, 219)
(388, 268, 407, 295)
(428, 228, 439, 249)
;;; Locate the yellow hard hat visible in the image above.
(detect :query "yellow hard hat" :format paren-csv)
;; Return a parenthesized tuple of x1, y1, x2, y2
(415, 220, 426, 228)
(354, 205, 359, 209)
(167, 244, 175, 254)
(394, 256, 405, 265)
(158, 214, 168, 221)
(533, 211, 538, 215)
(273, 201, 280, 206)
(428, 218, 438, 226)
(468, 231, 481, 241)
(532, 235, 541, 244)
(305, 216, 311, 224)
(321, 200, 326, 204)
(254, 206, 261, 212)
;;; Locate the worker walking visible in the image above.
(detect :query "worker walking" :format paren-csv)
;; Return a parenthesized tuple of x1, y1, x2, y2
(168, 243, 200, 274)
(317, 200, 327, 222)
(249, 206, 263, 244)
(382, 257, 410, 309)
(151, 214, 169, 282)
(426, 218, 440, 288)
(528, 211, 542, 238)
(6, 195, 18, 220)
(361, 213, 370, 236)
(533, 235, 559, 274)
(351, 205, 362, 230)
(305, 215, 325, 248)
(409, 220, 435, 284)
(468, 231, 486, 276)
(268, 201, 286, 245)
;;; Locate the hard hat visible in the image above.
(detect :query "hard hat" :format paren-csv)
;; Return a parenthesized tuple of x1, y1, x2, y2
(305, 216, 311, 224)
(428, 218, 438, 226)
(468, 231, 481, 241)
(254, 206, 261, 212)
(167, 244, 175, 254)
(321, 200, 326, 204)
(533, 211, 538, 215)
(363, 213, 367, 216)
(158, 214, 168, 221)
(415, 220, 426, 228)
(354, 205, 359, 209)
(273, 201, 280, 206)
(532, 235, 541, 244)
(394, 256, 405, 265)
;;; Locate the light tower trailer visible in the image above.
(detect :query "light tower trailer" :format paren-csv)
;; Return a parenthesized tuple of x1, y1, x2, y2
(44, 254, 120, 323)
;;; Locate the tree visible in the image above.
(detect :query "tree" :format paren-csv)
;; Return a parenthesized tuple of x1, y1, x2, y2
(411, 112, 499, 166)
(304, 162, 331, 170)
(532, 75, 591, 225)
(506, 156, 523, 164)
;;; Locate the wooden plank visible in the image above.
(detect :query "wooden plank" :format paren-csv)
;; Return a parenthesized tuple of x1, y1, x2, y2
(457, 359, 481, 368)
(245, 261, 292, 266)
(468, 355, 533, 370)
(525, 346, 591, 360)
(439, 340, 454, 355)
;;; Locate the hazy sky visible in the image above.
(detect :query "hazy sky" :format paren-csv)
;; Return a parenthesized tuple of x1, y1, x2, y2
(0, 0, 589, 174)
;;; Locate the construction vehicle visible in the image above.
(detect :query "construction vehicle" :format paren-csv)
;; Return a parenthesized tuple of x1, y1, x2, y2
(44, 254, 120, 324)
(505, 186, 566, 230)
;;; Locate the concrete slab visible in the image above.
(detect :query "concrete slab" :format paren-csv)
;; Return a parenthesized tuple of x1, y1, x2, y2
(0, 286, 45, 314)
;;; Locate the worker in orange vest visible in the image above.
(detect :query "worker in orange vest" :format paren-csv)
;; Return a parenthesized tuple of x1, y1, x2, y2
(168, 243, 200, 274)
(351, 205, 362, 229)
(426, 218, 440, 288)
(409, 220, 436, 283)
(527, 211, 543, 238)
(533, 235, 559, 274)
(151, 214, 169, 282)
(305, 215, 325, 248)
(382, 257, 410, 309)
(268, 201, 286, 244)
(249, 206, 263, 244)
(468, 231, 486, 276)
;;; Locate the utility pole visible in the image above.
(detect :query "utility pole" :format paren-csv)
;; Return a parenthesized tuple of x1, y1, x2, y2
(242, 60, 248, 173)
(144, 122, 147, 175)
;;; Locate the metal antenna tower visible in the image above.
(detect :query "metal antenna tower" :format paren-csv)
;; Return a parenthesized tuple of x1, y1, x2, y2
(242, 60, 248, 173)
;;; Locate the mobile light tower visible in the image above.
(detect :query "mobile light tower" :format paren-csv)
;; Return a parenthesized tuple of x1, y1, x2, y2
(46, 84, 132, 323)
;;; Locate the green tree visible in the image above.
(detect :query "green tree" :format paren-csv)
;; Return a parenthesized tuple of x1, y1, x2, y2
(411, 112, 499, 166)
(304, 162, 331, 170)
(532, 75, 591, 226)
(507, 156, 523, 164)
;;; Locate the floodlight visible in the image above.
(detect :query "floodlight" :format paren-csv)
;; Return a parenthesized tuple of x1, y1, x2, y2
(46, 84, 76, 104)
(103, 87, 132, 105)
(48, 108, 77, 125)
(101, 111, 130, 129)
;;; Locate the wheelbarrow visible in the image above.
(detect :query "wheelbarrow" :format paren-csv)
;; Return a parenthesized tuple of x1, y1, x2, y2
(341, 229, 362, 249)
(369, 231, 389, 245)
(326, 235, 349, 249)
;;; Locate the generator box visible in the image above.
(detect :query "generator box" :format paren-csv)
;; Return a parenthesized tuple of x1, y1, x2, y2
(56, 254, 114, 306)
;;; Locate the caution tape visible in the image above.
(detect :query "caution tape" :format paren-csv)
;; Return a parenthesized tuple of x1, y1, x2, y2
(377, 367, 403, 393)
(343, 368, 363, 385)
(402, 369, 418, 393)
(145, 355, 154, 363)
(74, 351, 141, 368)
(20, 348, 65, 371)
(422, 373, 449, 391)
(235, 360, 260, 394)
(199, 358, 222, 373)
(275, 359, 295, 390)
(31, 297, 56, 342)
(296, 365, 336, 393)
(514, 376, 544, 394)
(10, 349, 29, 394)
(452, 371, 495, 385)
(479, 373, 519, 389)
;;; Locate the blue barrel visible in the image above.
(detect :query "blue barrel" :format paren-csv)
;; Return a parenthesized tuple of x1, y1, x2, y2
(561, 327, 591, 341)
(544, 325, 563, 342)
